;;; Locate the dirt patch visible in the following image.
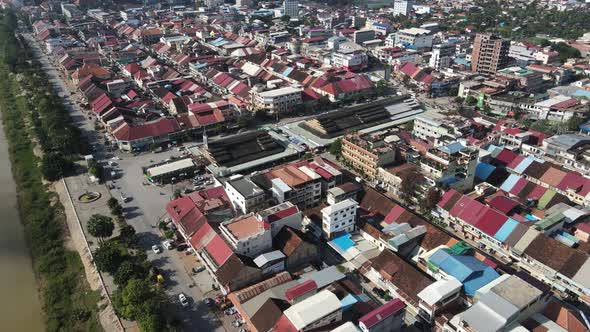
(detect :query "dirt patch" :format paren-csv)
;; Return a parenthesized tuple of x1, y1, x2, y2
(53, 180, 124, 332)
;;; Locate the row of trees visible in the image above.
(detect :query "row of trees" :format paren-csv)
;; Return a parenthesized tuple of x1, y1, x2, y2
(0, 9, 102, 331)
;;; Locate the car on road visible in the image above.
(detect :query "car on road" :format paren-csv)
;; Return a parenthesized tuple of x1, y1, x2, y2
(163, 240, 174, 250)
(152, 245, 162, 254)
(179, 293, 189, 307)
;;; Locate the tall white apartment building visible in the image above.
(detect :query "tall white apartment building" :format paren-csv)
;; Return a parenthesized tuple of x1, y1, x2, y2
(322, 199, 357, 239)
(429, 43, 455, 70)
(393, 0, 414, 16)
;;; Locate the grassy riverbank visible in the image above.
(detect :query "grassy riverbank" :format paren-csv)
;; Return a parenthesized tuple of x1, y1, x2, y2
(0, 9, 102, 332)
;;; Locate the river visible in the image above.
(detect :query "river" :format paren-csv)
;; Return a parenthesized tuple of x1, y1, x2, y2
(0, 115, 44, 331)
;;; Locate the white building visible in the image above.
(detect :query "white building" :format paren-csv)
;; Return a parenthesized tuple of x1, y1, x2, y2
(257, 202, 303, 237)
(224, 175, 266, 214)
(322, 199, 358, 239)
(283, 0, 299, 18)
(253, 86, 302, 114)
(393, 0, 414, 16)
(331, 49, 368, 71)
(283, 290, 343, 331)
(395, 28, 433, 50)
(413, 111, 471, 145)
(219, 214, 273, 257)
(429, 43, 455, 71)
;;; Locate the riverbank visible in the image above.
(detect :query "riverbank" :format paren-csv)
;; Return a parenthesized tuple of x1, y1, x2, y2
(0, 111, 44, 332)
(0, 9, 102, 332)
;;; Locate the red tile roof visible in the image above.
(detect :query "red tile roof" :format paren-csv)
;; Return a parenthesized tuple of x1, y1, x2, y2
(384, 205, 406, 225)
(358, 299, 405, 329)
(285, 280, 317, 302)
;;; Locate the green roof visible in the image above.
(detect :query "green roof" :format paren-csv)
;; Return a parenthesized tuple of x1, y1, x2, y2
(449, 241, 473, 256)
(537, 189, 556, 210)
(535, 212, 565, 230)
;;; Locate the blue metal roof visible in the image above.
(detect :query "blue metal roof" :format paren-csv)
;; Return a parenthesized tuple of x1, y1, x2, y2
(475, 162, 496, 181)
(340, 293, 358, 310)
(428, 248, 451, 266)
(494, 218, 518, 242)
(500, 174, 521, 192)
(439, 255, 490, 282)
(463, 266, 500, 296)
(513, 156, 536, 174)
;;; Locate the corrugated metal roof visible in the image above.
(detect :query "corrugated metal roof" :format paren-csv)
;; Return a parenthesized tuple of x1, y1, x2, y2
(500, 174, 521, 192)
(494, 218, 519, 242)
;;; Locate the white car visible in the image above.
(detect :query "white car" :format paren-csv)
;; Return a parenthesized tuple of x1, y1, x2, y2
(163, 240, 173, 250)
(151, 245, 162, 254)
(179, 293, 189, 307)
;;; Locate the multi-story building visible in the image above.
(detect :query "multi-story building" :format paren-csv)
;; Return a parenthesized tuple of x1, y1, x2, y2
(429, 43, 455, 70)
(224, 174, 266, 214)
(322, 199, 358, 239)
(341, 133, 398, 178)
(417, 277, 463, 323)
(255, 164, 323, 209)
(413, 111, 472, 146)
(275, 290, 343, 331)
(252, 86, 302, 115)
(283, 0, 298, 18)
(496, 67, 545, 92)
(358, 299, 406, 332)
(395, 28, 433, 50)
(330, 49, 368, 71)
(393, 0, 414, 16)
(219, 214, 273, 257)
(353, 29, 376, 46)
(420, 141, 479, 192)
(256, 202, 303, 237)
(471, 33, 510, 75)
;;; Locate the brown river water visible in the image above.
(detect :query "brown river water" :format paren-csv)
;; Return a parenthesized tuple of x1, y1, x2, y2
(0, 117, 44, 331)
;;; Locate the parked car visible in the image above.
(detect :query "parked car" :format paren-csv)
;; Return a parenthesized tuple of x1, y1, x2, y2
(163, 240, 174, 250)
(176, 243, 188, 251)
(179, 293, 189, 307)
(152, 245, 162, 254)
(202, 297, 212, 306)
(195, 266, 206, 273)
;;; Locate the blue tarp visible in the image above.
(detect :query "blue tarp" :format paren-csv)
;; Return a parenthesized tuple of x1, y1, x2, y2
(494, 218, 519, 242)
(331, 233, 355, 251)
(500, 174, 521, 192)
(475, 162, 496, 181)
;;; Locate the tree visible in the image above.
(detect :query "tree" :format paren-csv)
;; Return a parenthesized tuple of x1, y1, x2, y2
(400, 170, 422, 204)
(119, 225, 136, 245)
(93, 243, 125, 274)
(236, 116, 249, 129)
(87, 214, 115, 244)
(111, 204, 123, 217)
(421, 187, 442, 212)
(88, 159, 103, 182)
(465, 95, 478, 106)
(329, 138, 342, 156)
(566, 116, 584, 132)
(375, 80, 388, 97)
(107, 197, 119, 210)
(114, 261, 137, 286)
(41, 152, 72, 181)
(172, 189, 182, 200)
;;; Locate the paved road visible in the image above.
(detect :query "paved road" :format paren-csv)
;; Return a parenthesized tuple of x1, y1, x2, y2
(22, 33, 229, 332)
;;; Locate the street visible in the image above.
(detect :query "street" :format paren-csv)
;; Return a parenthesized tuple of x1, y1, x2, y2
(22, 33, 231, 332)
